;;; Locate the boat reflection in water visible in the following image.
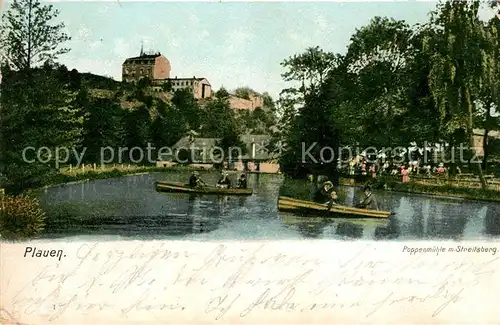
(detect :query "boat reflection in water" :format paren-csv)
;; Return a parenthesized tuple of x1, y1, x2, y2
(43, 194, 222, 239)
(279, 213, 390, 239)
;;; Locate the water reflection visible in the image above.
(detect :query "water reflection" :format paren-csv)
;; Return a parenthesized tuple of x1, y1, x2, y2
(335, 222, 364, 239)
(484, 204, 500, 236)
(37, 172, 500, 240)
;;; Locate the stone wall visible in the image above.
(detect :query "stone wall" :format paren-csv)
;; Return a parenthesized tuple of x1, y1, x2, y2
(228, 94, 263, 111)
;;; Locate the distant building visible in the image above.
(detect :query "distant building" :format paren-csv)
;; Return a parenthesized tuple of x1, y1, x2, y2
(122, 51, 171, 82)
(473, 129, 500, 157)
(154, 77, 212, 99)
(156, 134, 280, 173)
(227, 93, 264, 111)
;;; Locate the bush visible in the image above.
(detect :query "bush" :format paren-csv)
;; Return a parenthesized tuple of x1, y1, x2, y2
(0, 195, 46, 240)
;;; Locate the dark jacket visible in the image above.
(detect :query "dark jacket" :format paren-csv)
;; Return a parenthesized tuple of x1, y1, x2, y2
(358, 193, 379, 210)
(237, 178, 247, 189)
(217, 176, 231, 188)
(314, 187, 334, 204)
(189, 175, 199, 187)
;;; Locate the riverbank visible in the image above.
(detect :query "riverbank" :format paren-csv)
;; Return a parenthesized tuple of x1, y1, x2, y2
(339, 177, 500, 203)
(14, 164, 217, 196)
(280, 176, 500, 203)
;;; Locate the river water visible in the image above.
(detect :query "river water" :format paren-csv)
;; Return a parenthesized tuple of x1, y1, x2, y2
(37, 172, 500, 241)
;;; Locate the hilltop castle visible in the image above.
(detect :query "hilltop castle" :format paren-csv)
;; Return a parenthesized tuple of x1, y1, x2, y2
(122, 48, 212, 99)
(122, 47, 264, 109)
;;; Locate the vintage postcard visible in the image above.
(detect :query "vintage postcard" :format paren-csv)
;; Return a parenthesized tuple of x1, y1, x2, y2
(1, 0, 500, 324)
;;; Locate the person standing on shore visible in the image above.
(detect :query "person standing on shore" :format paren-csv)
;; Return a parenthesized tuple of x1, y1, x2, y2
(370, 164, 377, 179)
(401, 166, 409, 183)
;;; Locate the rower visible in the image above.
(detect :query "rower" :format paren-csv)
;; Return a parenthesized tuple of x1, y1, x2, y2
(314, 181, 338, 211)
(188, 171, 205, 187)
(237, 174, 247, 189)
(356, 185, 379, 210)
(216, 171, 231, 189)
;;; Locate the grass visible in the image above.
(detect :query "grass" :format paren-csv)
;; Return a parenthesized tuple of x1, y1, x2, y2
(347, 175, 500, 203)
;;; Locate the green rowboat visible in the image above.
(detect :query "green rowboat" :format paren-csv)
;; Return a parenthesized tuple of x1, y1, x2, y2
(278, 196, 392, 218)
(155, 181, 253, 196)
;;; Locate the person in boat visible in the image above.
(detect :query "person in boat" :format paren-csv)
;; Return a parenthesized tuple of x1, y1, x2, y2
(314, 181, 338, 210)
(216, 171, 231, 189)
(237, 174, 247, 189)
(356, 185, 379, 210)
(188, 171, 205, 187)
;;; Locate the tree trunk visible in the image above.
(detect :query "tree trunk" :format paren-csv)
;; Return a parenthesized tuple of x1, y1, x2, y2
(465, 86, 487, 189)
(482, 102, 493, 172)
(482, 129, 489, 172)
(27, 0, 33, 70)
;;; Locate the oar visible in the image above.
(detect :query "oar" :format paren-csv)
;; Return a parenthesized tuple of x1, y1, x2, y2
(327, 198, 335, 212)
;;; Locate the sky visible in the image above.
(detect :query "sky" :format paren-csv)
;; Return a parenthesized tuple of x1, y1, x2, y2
(1, 1, 497, 98)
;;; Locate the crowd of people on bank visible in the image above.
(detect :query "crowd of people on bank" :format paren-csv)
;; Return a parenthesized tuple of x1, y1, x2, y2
(345, 158, 454, 183)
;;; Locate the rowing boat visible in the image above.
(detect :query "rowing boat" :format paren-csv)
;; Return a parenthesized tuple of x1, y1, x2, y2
(278, 196, 391, 218)
(155, 181, 253, 196)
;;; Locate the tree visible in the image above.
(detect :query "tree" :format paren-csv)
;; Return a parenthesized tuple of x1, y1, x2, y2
(0, 0, 71, 70)
(477, 10, 500, 171)
(80, 95, 125, 163)
(171, 89, 202, 131)
(151, 101, 186, 149)
(0, 67, 83, 191)
(262, 92, 276, 111)
(162, 80, 173, 92)
(203, 96, 246, 159)
(234, 87, 252, 100)
(280, 46, 336, 102)
(124, 106, 152, 163)
(342, 16, 415, 148)
(215, 87, 230, 99)
(426, 0, 490, 188)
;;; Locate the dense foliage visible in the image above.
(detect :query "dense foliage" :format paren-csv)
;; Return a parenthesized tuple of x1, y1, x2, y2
(0, 195, 46, 240)
(276, 1, 500, 188)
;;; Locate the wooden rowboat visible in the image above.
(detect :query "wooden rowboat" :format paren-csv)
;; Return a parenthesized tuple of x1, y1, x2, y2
(155, 181, 253, 196)
(278, 196, 391, 218)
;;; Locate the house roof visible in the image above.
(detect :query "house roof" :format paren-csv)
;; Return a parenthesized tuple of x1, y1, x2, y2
(167, 77, 208, 82)
(473, 129, 500, 138)
(123, 54, 164, 64)
(173, 137, 219, 149)
(158, 134, 276, 161)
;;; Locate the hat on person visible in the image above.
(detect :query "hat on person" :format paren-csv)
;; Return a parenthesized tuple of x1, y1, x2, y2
(323, 181, 334, 189)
